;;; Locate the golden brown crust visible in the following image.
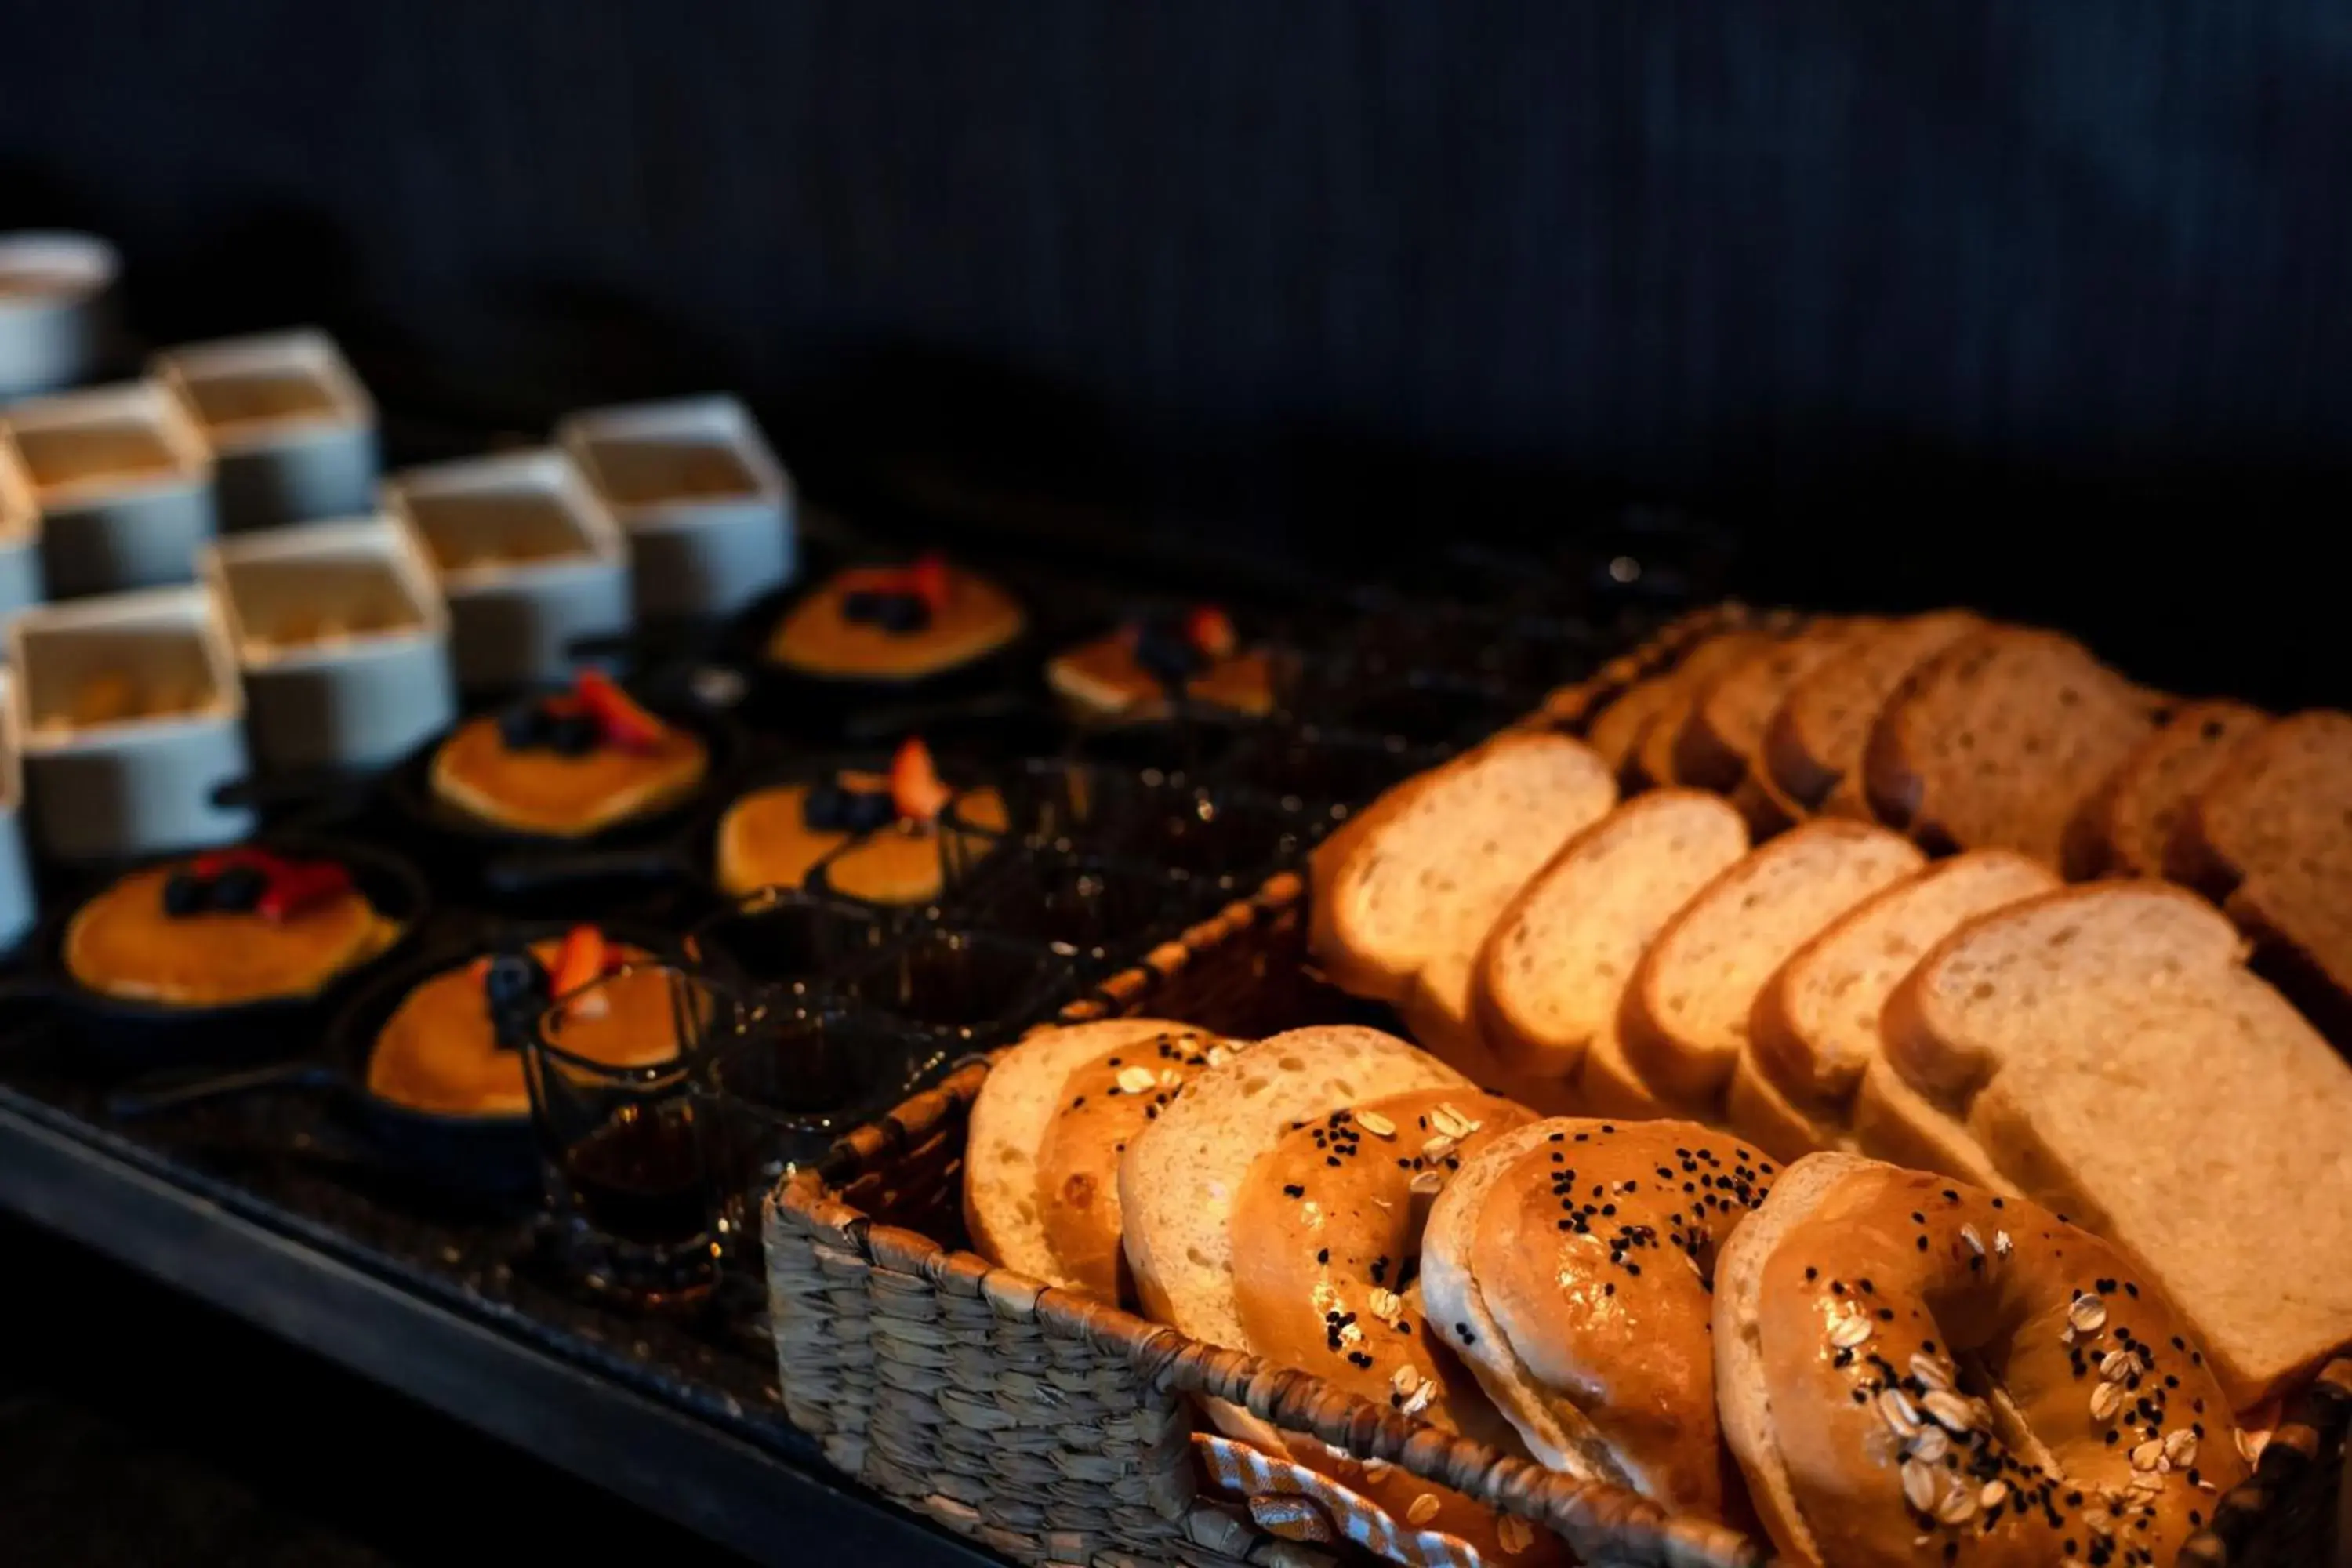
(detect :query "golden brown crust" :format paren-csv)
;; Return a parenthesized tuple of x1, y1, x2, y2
(65, 864, 397, 1007)
(365, 939, 669, 1117)
(430, 716, 708, 838)
(1228, 1087, 1551, 1560)
(1730, 1158, 2245, 1568)
(714, 780, 1006, 903)
(1032, 1028, 1236, 1301)
(764, 564, 1024, 680)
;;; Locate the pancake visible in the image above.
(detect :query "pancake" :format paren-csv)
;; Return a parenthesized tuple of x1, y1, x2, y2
(716, 779, 1008, 903)
(65, 858, 400, 1008)
(430, 706, 710, 838)
(365, 937, 670, 1119)
(1047, 633, 1276, 722)
(764, 560, 1025, 681)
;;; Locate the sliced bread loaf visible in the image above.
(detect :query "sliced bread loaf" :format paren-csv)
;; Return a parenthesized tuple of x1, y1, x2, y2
(2076, 699, 2270, 879)
(1749, 851, 2060, 1114)
(1476, 791, 1751, 1084)
(1861, 625, 2165, 866)
(1848, 1055, 2013, 1192)
(2169, 710, 2352, 1036)
(1762, 609, 1981, 818)
(1671, 619, 1875, 795)
(1624, 630, 1780, 791)
(1309, 731, 1617, 1005)
(1879, 882, 2352, 1407)
(1619, 822, 1926, 1109)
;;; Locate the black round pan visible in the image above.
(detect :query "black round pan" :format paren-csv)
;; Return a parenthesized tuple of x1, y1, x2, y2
(0, 832, 432, 1076)
(103, 917, 692, 1200)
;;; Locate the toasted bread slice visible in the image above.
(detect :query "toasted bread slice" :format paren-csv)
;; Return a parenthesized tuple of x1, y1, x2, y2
(1478, 791, 1750, 1087)
(1879, 882, 2352, 1407)
(1619, 822, 1926, 1109)
(1762, 610, 1981, 818)
(1671, 619, 1876, 795)
(1313, 731, 1615, 1023)
(2169, 710, 2352, 1036)
(2076, 699, 2269, 879)
(1862, 625, 2164, 866)
(962, 1018, 1215, 1287)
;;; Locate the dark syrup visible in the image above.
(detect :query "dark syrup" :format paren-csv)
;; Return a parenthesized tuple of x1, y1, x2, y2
(563, 1105, 709, 1247)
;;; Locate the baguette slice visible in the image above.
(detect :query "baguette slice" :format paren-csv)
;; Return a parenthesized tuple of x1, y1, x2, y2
(1619, 822, 1926, 1108)
(2169, 710, 2352, 1036)
(1748, 850, 2060, 1113)
(1763, 609, 1981, 818)
(1863, 625, 2164, 866)
(1881, 882, 2352, 1407)
(963, 1018, 1209, 1285)
(1623, 630, 1780, 791)
(1311, 732, 1616, 1008)
(1671, 619, 1875, 795)
(1478, 791, 1750, 1085)
(2078, 699, 2269, 879)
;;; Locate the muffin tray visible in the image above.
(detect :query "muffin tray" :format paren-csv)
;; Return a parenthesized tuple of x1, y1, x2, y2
(0, 503, 1730, 1566)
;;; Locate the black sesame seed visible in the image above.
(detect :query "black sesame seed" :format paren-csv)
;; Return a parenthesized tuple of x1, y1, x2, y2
(1283, 1184, 1304, 1198)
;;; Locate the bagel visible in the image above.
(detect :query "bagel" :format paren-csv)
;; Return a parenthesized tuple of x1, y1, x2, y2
(1714, 1152, 2249, 1568)
(963, 1018, 1233, 1297)
(1420, 1118, 1773, 1521)
(1120, 1026, 1557, 1561)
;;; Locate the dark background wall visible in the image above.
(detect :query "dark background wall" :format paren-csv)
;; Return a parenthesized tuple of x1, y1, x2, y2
(2, 2, 2343, 701)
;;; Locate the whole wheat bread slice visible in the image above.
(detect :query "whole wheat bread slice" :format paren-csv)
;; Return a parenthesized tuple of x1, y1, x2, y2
(2073, 699, 2270, 880)
(1671, 619, 1875, 795)
(1762, 609, 1982, 818)
(1861, 624, 2165, 866)
(1623, 630, 1780, 791)
(1476, 791, 1751, 1085)
(1878, 881, 2352, 1408)
(1728, 851, 2058, 1162)
(2169, 710, 2352, 1038)
(1618, 822, 1925, 1109)
(1309, 731, 1617, 1005)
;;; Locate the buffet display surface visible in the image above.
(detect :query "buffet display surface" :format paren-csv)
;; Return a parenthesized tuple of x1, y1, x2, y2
(0, 293, 1704, 1565)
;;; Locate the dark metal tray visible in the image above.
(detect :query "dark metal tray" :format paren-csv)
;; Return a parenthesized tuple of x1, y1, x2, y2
(0, 496, 1731, 1566)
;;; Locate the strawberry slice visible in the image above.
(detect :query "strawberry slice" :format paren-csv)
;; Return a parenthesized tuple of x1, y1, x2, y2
(1185, 604, 1238, 660)
(574, 670, 665, 753)
(906, 553, 953, 615)
(550, 924, 609, 999)
(255, 859, 354, 920)
(888, 735, 953, 823)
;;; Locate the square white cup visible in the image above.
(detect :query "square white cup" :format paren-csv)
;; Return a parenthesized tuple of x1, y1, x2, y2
(384, 448, 631, 691)
(6, 585, 255, 864)
(2, 378, 217, 598)
(0, 670, 35, 953)
(556, 395, 795, 620)
(201, 515, 456, 773)
(0, 231, 121, 403)
(156, 328, 379, 531)
(0, 423, 41, 618)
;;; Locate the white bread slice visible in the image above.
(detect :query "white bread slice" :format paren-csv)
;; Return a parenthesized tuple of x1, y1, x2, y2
(963, 1018, 1205, 1283)
(1730, 851, 2060, 1162)
(1477, 791, 1750, 1085)
(1848, 1054, 2013, 1192)
(1671, 619, 1874, 794)
(1618, 822, 1926, 1109)
(1118, 1025, 1468, 1358)
(1310, 731, 1617, 1009)
(1621, 631, 1779, 791)
(1881, 883, 2352, 1408)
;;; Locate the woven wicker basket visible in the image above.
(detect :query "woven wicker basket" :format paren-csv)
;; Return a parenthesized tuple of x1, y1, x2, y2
(764, 605, 2351, 1567)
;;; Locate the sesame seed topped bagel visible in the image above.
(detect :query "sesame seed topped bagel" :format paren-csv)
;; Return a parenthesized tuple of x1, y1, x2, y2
(1714, 1152, 2249, 1568)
